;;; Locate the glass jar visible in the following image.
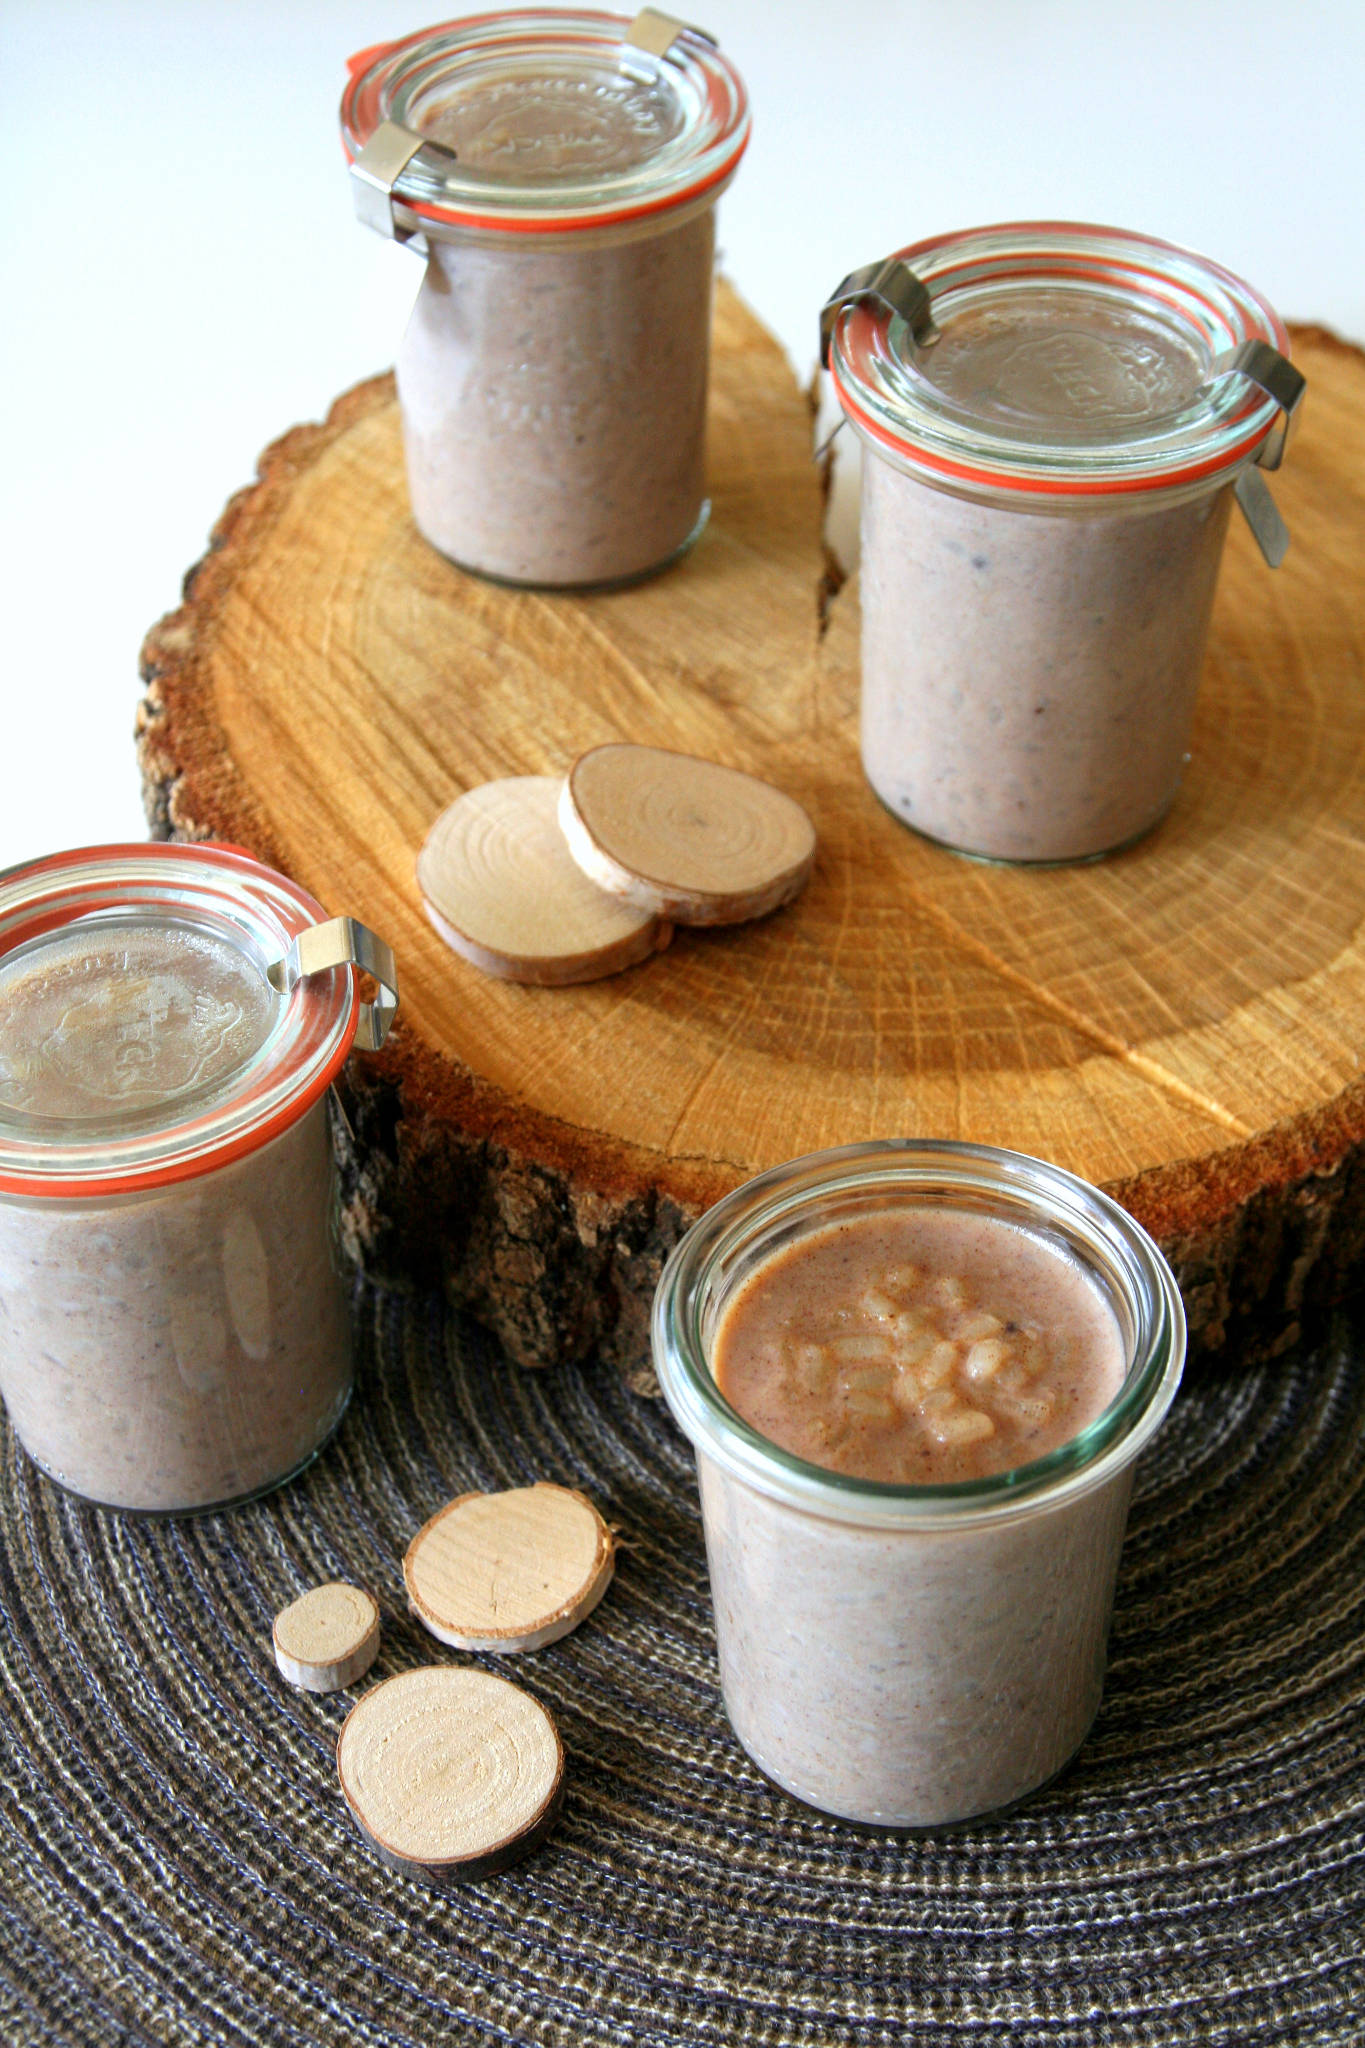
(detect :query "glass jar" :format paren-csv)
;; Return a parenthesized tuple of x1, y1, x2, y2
(0, 844, 398, 1514)
(652, 1140, 1185, 1828)
(824, 223, 1304, 862)
(341, 10, 750, 589)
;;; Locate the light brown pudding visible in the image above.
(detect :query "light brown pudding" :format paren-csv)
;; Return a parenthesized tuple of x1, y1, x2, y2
(0, 1100, 351, 1514)
(0, 915, 352, 1512)
(695, 1199, 1141, 1824)
(714, 1207, 1126, 1483)
(345, 11, 750, 591)
(828, 226, 1296, 863)
(859, 461, 1232, 862)
(397, 205, 715, 588)
(655, 1141, 1185, 1828)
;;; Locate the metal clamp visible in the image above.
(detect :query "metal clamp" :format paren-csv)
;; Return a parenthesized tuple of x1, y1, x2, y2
(820, 258, 940, 369)
(1207, 341, 1304, 568)
(268, 918, 399, 1053)
(1233, 467, 1291, 570)
(625, 10, 715, 59)
(350, 119, 458, 244)
(1210, 339, 1306, 472)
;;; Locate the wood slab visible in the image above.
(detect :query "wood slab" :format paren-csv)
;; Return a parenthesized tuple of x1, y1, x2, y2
(404, 1483, 615, 1653)
(137, 287, 1365, 1380)
(337, 1666, 564, 1883)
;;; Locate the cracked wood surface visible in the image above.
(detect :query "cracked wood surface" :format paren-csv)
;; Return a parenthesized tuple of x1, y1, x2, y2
(136, 285, 1365, 1375)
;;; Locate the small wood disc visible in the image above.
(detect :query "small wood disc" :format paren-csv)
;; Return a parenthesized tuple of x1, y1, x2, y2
(404, 1482, 616, 1654)
(559, 743, 817, 925)
(417, 776, 671, 985)
(337, 1665, 564, 1882)
(272, 1583, 380, 1694)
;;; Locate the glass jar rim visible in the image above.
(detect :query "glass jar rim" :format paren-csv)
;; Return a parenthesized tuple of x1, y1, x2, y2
(652, 1139, 1186, 1530)
(0, 843, 358, 1199)
(340, 8, 750, 235)
(829, 220, 1290, 500)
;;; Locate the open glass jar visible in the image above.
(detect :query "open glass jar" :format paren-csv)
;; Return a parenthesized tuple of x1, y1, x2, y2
(342, 9, 750, 589)
(824, 223, 1305, 862)
(0, 844, 398, 1514)
(653, 1140, 1185, 1828)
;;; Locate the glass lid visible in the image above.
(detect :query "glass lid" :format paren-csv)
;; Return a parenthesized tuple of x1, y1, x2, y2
(828, 222, 1292, 497)
(341, 9, 750, 233)
(0, 845, 359, 1198)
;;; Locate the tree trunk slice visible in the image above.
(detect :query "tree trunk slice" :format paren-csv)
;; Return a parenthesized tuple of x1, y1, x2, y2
(272, 1583, 380, 1694)
(560, 744, 817, 924)
(417, 777, 671, 984)
(136, 290, 1365, 1381)
(336, 1666, 564, 1883)
(404, 1483, 616, 1653)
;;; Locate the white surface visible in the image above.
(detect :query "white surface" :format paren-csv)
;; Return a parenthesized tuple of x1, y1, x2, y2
(3, 0, 1362, 876)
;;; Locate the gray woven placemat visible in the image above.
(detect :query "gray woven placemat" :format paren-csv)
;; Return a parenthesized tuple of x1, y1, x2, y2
(1, 1282, 1362, 2047)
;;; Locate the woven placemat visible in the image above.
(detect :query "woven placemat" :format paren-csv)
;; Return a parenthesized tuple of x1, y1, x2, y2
(1, 1283, 1362, 2047)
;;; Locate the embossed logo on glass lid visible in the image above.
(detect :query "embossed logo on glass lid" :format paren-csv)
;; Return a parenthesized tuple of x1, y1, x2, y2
(0, 921, 280, 1124)
(412, 64, 684, 184)
(909, 291, 1208, 438)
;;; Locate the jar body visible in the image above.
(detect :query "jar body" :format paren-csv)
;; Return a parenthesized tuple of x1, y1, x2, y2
(859, 452, 1234, 862)
(652, 1139, 1185, 1827)
(699, 1451, 1132, 1827)
(397, 205, 716, 588)
(0, 1098, 351, 1514)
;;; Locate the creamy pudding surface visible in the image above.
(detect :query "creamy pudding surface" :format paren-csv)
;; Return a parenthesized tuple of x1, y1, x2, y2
(714, 1207, 1126, 1483)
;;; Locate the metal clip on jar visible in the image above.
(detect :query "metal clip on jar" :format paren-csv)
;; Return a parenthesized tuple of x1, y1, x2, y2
(822, 223, 1306, 863)
(653, 1140, 1185, 1829)
(341, 10, 750, 590)
(0, 845, 399, 1514)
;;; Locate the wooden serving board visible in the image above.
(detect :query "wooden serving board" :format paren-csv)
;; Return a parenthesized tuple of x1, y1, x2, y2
(137, 287, 1365, 1380)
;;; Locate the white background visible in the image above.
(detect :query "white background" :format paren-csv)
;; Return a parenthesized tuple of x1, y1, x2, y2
(3, 0, 1362, 876)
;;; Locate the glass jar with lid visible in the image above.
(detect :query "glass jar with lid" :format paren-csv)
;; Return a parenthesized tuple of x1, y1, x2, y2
(0, 843, 398, 1514)
(823, 222, 1305, 863)
(653, 1140, 1185, 1828)
(341, 9, 751, 589)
